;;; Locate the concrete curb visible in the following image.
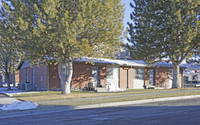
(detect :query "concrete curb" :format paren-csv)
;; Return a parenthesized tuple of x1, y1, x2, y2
(73, 95, 200, 110)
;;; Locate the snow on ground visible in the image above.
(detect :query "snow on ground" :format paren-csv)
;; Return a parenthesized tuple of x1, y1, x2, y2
(0, 101, 38, 111)
(0, 87, 41, 96)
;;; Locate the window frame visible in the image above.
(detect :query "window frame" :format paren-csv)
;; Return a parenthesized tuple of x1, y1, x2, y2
(134, 68, 144, 80)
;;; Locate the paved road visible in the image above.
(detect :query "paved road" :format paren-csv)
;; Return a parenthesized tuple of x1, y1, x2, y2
(1, 98, 200, 125)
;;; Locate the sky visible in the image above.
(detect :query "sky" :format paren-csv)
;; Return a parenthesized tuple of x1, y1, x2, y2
(121, 0, 133, 43)
(121, 0, 133, 31)
(0, 0, 133, 41)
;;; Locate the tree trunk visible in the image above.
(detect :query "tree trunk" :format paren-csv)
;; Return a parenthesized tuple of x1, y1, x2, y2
(13, 68, 15, 87)
(0, 75, 2, 87)
(58, 60, 73, 94)
(173, 64, 181, 88)
(5, 61, 11, 90)
(6, 72, 11, 90)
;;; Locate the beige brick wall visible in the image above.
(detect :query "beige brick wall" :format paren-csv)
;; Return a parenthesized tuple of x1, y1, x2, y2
(19, 68, 26, 83)
(145, 67, 183, 88)
(155, 68, 170, 87)
(71, 63, 92, 89)
(48, 63, 107, 90)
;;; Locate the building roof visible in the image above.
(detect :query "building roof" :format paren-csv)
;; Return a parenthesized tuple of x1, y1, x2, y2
(19, 58, 185, 70)
(76, 58, 145, 67)
(184, 64, 200, 70)
(18, 60, 31, 70)
(151, 62, 186, 68)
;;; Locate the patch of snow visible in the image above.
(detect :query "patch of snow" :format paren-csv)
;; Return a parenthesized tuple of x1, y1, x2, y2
(0, 87, 41, 96)
(108, 88, 125, 92)
(5, 92, 41, 97)
(0, 87, 18, 91)
(0, 101, 38, 111)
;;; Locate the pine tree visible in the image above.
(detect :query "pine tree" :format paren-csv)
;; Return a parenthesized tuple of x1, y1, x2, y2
(128, 0, 200, 88)
(0, 1, 22, 90)
(5, 0, 124, 94)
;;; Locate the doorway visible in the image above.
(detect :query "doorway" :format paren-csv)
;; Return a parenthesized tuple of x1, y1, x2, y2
(92, 67, 100, 87)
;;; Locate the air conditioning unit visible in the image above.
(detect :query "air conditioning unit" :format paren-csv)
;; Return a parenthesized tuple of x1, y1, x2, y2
(18, 83, 25, 90)
(25, 83, 33, 91)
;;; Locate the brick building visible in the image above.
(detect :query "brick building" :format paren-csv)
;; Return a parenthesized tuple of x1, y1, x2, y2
(18, 59, 184, 91)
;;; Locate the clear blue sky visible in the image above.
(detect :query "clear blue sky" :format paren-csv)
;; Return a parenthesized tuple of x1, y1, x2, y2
(121, 0, 133, 44)
(121, 0, 133, 31)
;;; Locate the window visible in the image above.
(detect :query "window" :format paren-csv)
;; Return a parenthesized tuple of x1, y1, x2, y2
(107, 67, 113, 79)
(193, 75, 198, 81)
(149, 69, 155, 85)
(134, 68, 144, 80)
(170, 69, 173, 79)
(185, 76, 189, 83)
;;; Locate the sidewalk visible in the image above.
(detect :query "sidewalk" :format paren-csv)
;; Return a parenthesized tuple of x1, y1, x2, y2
(0, 94, 21, 105)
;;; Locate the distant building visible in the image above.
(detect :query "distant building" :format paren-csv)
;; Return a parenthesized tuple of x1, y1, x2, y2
(114, 44, 132, 60)
(184, 63, 200, 84)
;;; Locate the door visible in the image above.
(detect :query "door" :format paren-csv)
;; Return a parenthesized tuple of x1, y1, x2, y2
(49, 64, 61, 89)
(92, 67, 100, 87)
(106, 66, 119, 91)
(149, 69, 155, 86)
(133, 68, 145, 89)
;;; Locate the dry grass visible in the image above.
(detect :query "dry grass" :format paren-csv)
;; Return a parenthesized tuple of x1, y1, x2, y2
(14, 89, 173, 102)
(38, 90, 200, 106)
(14, 88, 200, 103)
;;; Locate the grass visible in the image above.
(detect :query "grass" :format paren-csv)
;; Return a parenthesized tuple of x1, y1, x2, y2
(35, 90, 200, 106)
(14, 89, 179, 102)
(13, 88, 200, 105)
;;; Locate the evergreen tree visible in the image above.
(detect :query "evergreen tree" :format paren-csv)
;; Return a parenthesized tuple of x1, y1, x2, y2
(128, 0, 200, 88)
(0, 1, 22, 90)
(5, 0, 124, 94)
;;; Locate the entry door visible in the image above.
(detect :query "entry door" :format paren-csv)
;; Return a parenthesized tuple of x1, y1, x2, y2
(92, 67, 100, 87)
(106, 66, 119, 91)
(133, 68, 145, 89)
